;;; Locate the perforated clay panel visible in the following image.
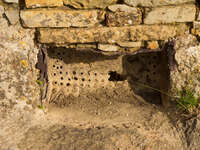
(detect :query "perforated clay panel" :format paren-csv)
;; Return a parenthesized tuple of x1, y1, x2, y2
(46, 48, 125, 103)
(46, 48, 169, 106)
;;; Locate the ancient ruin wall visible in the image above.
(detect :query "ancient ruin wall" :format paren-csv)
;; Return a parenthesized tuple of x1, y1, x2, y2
(19, 0, 200, 52)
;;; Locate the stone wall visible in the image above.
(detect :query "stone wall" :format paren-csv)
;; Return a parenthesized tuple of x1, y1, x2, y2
(19, 0, 200, 53)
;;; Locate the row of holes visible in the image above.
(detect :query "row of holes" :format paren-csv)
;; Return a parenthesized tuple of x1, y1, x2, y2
(53, 65, 98, 76)
(53, 81, 100, 88)
(54, 76, 105, 82)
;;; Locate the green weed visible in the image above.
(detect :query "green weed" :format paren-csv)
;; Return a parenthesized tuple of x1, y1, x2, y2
(36, 80, 43, 86)
(176, 89, 199, 112)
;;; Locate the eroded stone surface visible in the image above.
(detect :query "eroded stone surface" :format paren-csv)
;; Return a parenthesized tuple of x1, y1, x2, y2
(3, 0, 18, 3)
(25, 0, 63, 8)
(38, 24, 189, 44)
(63, 0, 117, 9)
(5, 9, 19, 25)
(20, 9, 105, 28)
(169, 34, 200, 99)
(117, 41, 143, 48)
(124, 0, 195, 7)
(144, 4, 196, 24)
(147, 41, 159, 49)
(0, 4, 41, 149)
(106, 4, 142, 27)
(98, 44, 119, 51)
(0, 5, 4, 15)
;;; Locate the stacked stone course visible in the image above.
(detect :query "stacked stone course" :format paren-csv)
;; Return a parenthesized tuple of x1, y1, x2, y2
(20, 0, 199, 52)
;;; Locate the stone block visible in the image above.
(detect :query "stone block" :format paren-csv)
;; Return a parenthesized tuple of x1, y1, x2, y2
(20, 9, 105, 28)
(63, 0, 117, 9)
(117, 41, 143, 48)
(106, 4, 142, 26)
(5, 9, 19, 25)
(98, 44, 119, 51)
(38, 24, 189, 44)
(144, 4, 196, 24)
(147, 41, 159, 49)
(25, 0, 63, 8)
(124, 0, 195, 7)
(3, 0, 18, 3)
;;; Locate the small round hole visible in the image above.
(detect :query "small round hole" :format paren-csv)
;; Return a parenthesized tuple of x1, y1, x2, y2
(61, 77, 64, 80)
(60, 66, 63, 69)
(73, 71, 76, 75)
(60, 82, 63, 85)
(58, 52, 61, 55)
(68, 78, 71, 81)
(80, 84, 84, 87)
(57, 67, 59, 69)
(55, 81, 57, 84)
(80, 72, 84, 75)
(56, 60, 59, 63)
(66, 83, 70, 86)
(53, 65, 56, 68)
(60, 71, 62, 74)
(94, 73, 97, 76)
(53, 73, 56, 76)
(66, 72, 68, 75)
(82, 78, 85, 82)
(88, 79, 91, 82)
(74, 77, 78, 80)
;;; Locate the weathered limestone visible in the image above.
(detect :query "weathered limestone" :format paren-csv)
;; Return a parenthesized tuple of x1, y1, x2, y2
(3, 0, 18, 3)
(25, 0, 63, 8)
(106, 4, 142, 26)
(98, 44, 119, 52)
(147, 41, 159, 49)
(0, 5, 4, 15)
(169, 34, 200, 100)
(63, 0, 117, 9)
(144, 4, 196, 24)
(117, 41, 143, 48)
(38, 24, 189, 44)
(193, 21, 200, 29)
(20, 9, 105, 28)
(124, 0, 195, 7)
(5, 9, 19, 25)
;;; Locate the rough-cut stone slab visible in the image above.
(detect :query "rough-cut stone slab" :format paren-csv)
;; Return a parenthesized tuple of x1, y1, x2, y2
(193, 21, 200, 29)
(0, 5, 4, 15)
(98, 44, 119, 51)
(124, 0, 195, 7)
(63, 0, 117, 9)
(106, 4, 142, 26)
(20, 9, 105, 28)
(147, 41, 159, 49)
(5, 9, 19, 25)
(25, 0, 63, 8)
(38, 24, 188, 44)
(3, 0, 18, 3)
(117, 41, 143, 48)
(144, 4, 196, 24)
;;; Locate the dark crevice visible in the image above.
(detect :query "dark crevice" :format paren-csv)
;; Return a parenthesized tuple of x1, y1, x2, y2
(108, 71, 125, 81)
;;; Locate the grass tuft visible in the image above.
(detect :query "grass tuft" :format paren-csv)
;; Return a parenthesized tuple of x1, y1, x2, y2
(176, 89, 199, 112)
